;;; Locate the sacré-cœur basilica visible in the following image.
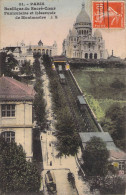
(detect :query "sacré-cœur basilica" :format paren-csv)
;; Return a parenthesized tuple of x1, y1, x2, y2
(62, 2, 108, 59)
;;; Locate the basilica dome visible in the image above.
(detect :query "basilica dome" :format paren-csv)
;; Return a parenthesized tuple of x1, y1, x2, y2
(76, 3, 91, 24)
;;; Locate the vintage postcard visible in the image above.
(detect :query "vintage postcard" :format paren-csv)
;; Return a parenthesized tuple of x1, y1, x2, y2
(0, 0, 126, 194)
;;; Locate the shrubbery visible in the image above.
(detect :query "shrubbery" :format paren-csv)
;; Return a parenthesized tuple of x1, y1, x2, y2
(110, 79, 125, 89)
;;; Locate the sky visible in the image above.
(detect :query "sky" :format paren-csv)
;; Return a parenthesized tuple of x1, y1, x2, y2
(0, 0, 126, 58)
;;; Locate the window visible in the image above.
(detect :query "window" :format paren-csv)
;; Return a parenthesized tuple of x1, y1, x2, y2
(119, 161, 125, 171)
(1, 104, 15, 117)
(2, 131, 15, 143)
(85, 53, 88, 59)
(94, 53, 97, 59)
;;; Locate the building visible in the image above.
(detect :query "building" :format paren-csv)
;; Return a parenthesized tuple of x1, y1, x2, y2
(0, 76, 35, 161)
(79, 132, 126, 174)
(4, 40, 57, 66)
(30, 40, 57, 56)
(62, 2, 108, 59)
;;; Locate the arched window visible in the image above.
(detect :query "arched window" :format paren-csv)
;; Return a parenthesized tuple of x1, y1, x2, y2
(42, 49, 45, 54)
(90, 53, 93, 59)
(94, 53, 97, 59)
(85, 53, 88, 59)
(84, 30, 86, 35)
(2, 131, 15, 143)
(82, 30, 83, 35)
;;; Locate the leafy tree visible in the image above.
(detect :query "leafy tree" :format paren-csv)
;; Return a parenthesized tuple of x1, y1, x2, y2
(0, 136, 40, 193)
(56, 107, 80, 156)
(82, 136, 110, 177)
(20, 60, 32, 75)
(33, 92, 46, 127)
(0, 52, 17, 76)
(42, 54, 52, 68)
(33, 58, 41, 77)
(33, 52, 41, 59)
(102, 104, 126, 151)
(34, 78, 43, 94)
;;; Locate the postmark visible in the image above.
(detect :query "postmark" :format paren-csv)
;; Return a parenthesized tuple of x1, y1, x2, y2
(93, 1, 125, 28)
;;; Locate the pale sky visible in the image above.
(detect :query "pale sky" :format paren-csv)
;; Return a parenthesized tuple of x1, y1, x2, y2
(0, 0, 126, 58)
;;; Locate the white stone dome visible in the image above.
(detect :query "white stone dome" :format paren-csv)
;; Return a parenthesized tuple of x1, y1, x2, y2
(76, 3, 91, 24)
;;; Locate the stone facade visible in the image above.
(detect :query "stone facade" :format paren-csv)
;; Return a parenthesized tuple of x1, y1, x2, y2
(0, 76, 35, 161)
(62, 3, 108, 59)
(0, 102, 33, 160)
(5, 40, 57, 66)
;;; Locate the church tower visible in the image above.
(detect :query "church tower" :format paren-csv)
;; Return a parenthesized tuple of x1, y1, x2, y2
(75, 2, 92, 37)
(62, 2, 108, 59)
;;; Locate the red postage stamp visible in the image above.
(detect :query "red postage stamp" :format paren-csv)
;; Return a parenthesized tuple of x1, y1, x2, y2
(93, 1, 125, 28)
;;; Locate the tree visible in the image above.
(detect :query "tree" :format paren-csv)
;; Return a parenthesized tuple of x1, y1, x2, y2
(33, 58, 41, 77)
(56, 107, 80, 156)
(0, 52, 17, 76)
(102, 104, 126, 151)
(20, 60, 32, 75)
(33, 52, 41, 59)
(0, 136, 41, 193)
(34, 78, 43, 94)
(33, 92, 46, 127)
(82, 136, 110, 177)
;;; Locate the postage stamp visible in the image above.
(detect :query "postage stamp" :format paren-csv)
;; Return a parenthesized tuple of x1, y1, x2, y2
(92, 1, 125, 28)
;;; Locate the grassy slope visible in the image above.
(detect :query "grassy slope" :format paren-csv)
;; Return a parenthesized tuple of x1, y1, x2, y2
(72, 67, 126, 122)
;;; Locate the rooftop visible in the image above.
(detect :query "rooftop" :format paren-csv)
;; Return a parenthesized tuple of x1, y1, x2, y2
(79, 132, 113, 143)
(0, 76, 35, 101)
(79, 132, 126, 161)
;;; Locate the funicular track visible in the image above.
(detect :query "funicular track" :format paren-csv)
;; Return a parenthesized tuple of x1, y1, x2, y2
(56, 68, 81, 132)
(55, 64, 99, 132)
(64, 70, 96, 132)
